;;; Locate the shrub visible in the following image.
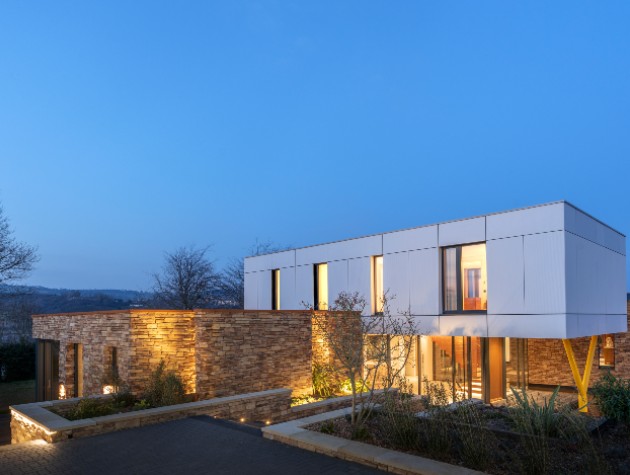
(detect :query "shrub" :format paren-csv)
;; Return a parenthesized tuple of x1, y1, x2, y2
(142, 361, 186, 408)
(591, 372, 630, 424)
(312, 362, 336, 398)
(69, 398, 115, 420)
(453, 402, 496, 471)
(381, 378, 420, 450)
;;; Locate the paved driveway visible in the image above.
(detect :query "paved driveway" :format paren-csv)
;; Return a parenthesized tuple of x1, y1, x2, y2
(0, 416, 384, 474)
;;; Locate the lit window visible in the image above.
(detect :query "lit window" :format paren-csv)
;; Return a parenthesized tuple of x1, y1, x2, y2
(443, 243, 487, 313)
(599, 334, 615, 368)
(271, 269, 280, 310)
(314, 263, 328, 310)
(372, 256, 384, 314)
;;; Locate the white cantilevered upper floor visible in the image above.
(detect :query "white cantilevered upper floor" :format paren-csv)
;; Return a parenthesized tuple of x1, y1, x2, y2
(244, 201, 627, 339)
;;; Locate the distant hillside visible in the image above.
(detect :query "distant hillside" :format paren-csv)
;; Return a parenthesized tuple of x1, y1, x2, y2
(0, 285, 152, 314)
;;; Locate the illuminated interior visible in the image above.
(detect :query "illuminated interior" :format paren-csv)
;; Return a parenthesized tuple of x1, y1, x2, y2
(314, 263, 328, 310)
(271, 269, 280, 310)
(373, 255, 384, 314)
(443, 243, 487, 312)
(599, 334, 615, 368)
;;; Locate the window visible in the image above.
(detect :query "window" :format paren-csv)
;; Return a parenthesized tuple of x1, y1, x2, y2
(442, 243, 487, 313)
(271, 269, 280, 310)
(599, 334, 615, 368)
(372, 255, 384, 314)
(313, 263, 328, 310)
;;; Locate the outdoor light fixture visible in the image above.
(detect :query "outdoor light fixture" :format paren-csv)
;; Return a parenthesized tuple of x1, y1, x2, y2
(58, 384, 66, 399)
(102, 385, 114, 395)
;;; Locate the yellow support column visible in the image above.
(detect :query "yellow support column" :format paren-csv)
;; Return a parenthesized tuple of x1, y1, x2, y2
(562, 336, 598, 413)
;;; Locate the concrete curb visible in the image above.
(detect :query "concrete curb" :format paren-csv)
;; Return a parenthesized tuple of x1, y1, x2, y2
(262, 407, 487, 475)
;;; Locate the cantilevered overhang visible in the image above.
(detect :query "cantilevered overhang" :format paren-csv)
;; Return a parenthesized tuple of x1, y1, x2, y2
(411, 312, 627, 339)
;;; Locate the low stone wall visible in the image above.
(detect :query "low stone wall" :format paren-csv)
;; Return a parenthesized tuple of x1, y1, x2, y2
(11, 388, 293, 444)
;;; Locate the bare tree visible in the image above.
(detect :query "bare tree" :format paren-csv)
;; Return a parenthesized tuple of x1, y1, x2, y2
(0, 204, 38, 285)
(311, 291, 418, 435)
(217, 240, 288, 309)
(152, 246, 219, 310)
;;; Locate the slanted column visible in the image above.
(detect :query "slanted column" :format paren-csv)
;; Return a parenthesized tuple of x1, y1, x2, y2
(562, 336, 598, 413)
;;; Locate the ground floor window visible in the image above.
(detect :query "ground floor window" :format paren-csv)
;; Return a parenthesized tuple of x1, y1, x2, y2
(599, 334, 615, 368)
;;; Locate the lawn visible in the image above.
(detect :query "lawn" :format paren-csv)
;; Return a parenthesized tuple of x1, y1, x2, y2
(0, 380, 35, 413)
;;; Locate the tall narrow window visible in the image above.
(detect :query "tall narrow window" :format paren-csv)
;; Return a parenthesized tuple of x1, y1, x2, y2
(314, 263, 328, 310)
(599, 334, 615, 368)
(73, 343, 83, 397)
(271, 269, 280, 310)
(372, 255, 384, 314)
(442, 243, 487, 313)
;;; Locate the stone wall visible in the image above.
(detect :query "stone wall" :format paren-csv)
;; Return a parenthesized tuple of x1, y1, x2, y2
(128, 311, 196, 394)
(32, 309, 321, 400)
(11, 389, 293, 444)
(194, 310, 314, 398)
(32, 312, 132, 397)
(528, 302, 630, 387)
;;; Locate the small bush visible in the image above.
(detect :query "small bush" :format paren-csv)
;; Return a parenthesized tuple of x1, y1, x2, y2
(591, 372, 630, 425)
(312, 362, 337, 398)
(381, 379, 420, 450)
(142, 361, 186, 408)
(453, 402, 496, 471)
(69, 398, 115, 420)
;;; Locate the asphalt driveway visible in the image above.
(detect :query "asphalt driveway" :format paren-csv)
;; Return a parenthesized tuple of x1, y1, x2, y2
(0, 416, 384, 474)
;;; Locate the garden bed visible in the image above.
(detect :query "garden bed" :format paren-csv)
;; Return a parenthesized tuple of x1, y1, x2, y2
(306, 396, 625, 475)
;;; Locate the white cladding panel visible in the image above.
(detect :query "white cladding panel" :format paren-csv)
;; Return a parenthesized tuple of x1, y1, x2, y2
(408, 248, 440, 315)
(566, 314, 628, 338)
(348, 257, 372, 314)
(523, 231, 566, 314)
(487, 314, 568, 338)
(328, 260, 348, 304)
(487, 236, 525, 314)
(245, 250, 295, 273)
(279, 267, 296, 310)
(438, 217, 485, 246)
(565, 233, 627, 315)
(486, 203, 564, 240)
(295, 265, 314, 308)
(256, 270, 272, 310)
(384, 252, 410, 314)
(244, 272, 258, 309)
(565, 205, 625, 255)
(440, 314, 487, 337)
(296, 235, 382, 266)
(383, 225, 437, 254)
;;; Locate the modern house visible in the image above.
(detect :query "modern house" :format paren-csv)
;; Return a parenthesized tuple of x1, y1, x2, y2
(244, 201, 628, 405)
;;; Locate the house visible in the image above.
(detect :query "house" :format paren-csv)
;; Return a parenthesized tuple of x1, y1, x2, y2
(244, 201, 628, 405)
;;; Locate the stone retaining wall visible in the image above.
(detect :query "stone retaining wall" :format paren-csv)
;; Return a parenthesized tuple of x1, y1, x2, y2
(11, 388, 293, 444)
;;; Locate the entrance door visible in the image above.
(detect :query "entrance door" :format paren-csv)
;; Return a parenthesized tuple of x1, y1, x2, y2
(36, 340, 60, 402)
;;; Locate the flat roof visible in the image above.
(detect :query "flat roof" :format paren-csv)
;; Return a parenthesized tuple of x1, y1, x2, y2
(246, 200, 625, 259)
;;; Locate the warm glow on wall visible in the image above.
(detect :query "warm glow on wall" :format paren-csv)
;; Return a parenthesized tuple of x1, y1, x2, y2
(58, 384, 66, 400)
(103, 385, 114, 395)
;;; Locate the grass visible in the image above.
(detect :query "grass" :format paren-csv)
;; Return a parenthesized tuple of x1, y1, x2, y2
(0, 379, 35, 413)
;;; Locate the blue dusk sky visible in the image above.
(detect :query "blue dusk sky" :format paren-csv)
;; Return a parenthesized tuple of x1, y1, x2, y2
(0, 1, 629, 291)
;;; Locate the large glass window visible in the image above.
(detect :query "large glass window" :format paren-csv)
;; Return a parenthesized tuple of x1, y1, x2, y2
(271, 269, 280, 310)
(314, 263, 328, 310)
(372, 255, 384, 314)
(599, 334, 615, 368)
(442, 243, 487, 313)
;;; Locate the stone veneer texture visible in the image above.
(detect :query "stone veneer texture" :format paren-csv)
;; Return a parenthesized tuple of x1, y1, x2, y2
(32, 309, 320, 400)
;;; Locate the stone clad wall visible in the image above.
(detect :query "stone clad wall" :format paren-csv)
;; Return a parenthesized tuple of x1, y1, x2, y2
(194, 310, 314, 398)
(528, 302, 630, 387)
(128, 311, 196, 394)
(32, 312, 132, 397)
(32, 309, 321, 400)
